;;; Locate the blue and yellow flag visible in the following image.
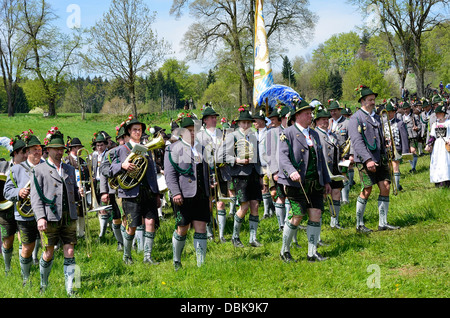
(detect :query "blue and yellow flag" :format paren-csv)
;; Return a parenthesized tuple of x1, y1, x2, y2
(253, 0, 273, 107)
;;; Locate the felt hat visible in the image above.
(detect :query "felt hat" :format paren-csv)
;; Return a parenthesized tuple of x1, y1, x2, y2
(92, 131, 108, 145)
(44, 127, 66, 149)
(9, 137, 26, 156)
(21, 130, 42, 149)
(431, 95, 443, 105)
(252, 107, 267, 121)
(292, 98, 314, 115)
(180, 116, 195, 128)
(401, 101, 411, 109)
(435, 105, 446, 113)
(355, 85, 378, 103)
(328, 99, 343, 110)
(314, 106, 331, 121)
(66, 137, 84, 148)
(124, 116, 146, 134)
(236, 105, 254, 122)
(201, 104, 219, 120)
(341, 106, 352, 116)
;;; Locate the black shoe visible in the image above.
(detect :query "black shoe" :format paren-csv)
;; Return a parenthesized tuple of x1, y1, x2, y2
(232, 237, 244, 248)
(143, 257, 160, 265)
(333, 223, 345, 230)
(219, 237, 227, 243)
(249, 240, 262, 247)
(280, 252, 296, 263)
(174, 261, 182, 271)
(123, 256, 134, 265)
(356, 225, 373, 233)
(307, 252, 328, 262)
(379, 224, 400, 231)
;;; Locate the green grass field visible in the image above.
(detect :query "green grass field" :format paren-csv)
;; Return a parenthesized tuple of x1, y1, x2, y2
(0, 113, 449, 301)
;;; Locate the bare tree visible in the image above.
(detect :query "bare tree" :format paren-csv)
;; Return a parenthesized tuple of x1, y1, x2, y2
(0, 0, 27, 116)
(19, 0, 82, 117)
(86, 0, 170, 118)
(351, 0, 450, 97)
(170, 0, 317, 106)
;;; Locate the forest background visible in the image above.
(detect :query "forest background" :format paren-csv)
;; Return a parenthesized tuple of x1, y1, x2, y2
(0, 0, 449, 122)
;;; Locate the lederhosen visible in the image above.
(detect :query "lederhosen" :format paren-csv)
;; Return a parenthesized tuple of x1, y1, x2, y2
(34, 165, 77, 247)
(121, 142, 159, 229)
(173, 159, 210, 227)
(285, 145, 324, 216)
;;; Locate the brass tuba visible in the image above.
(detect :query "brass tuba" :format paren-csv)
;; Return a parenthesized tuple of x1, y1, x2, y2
(235, 137, 254, 161)
(116, 133, 166, 190)
(0, 174, 13, 211)
(16, 181, 34, 218)
(340, 138, 351, 158)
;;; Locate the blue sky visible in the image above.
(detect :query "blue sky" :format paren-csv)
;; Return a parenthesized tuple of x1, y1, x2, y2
(48, 0, 364, 74)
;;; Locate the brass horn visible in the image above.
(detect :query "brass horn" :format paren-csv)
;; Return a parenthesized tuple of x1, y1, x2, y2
(16, 180, 34, 218)
(0, 174, 14, 211)
(116, 133, 166, 190)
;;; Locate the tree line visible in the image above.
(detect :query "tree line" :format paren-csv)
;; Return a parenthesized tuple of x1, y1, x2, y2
(0, 0, 448, 118)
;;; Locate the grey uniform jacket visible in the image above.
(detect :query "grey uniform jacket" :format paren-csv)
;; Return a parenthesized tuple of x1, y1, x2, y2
(109, 143, 159, 199)
(315, 127, 340, 174)
(30, 160, 79, 222)
(225, 129, 262, 177)
(388, 117, 410, 155)
(402, 111, 421, 139)
(99, 147, 118, 195)
(196, 127, 231, 181)
(277, 124, 331, 188)
(348, 109, 387, 164)
(266, 125, 284, 175)
(419, 110, 433, 139)
(329, 116, 354, 157)
(163, 140, 210, 199)
(4, 160, 44, 221)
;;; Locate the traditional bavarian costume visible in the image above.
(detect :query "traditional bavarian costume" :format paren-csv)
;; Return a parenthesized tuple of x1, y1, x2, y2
(164, 115, 211, 270)
(278, 99, 331, 262)
(4, 133, 44, 283)
(266, 105, 291, 231)
(0, 137, 26, 274)
(348, 86, 399, 233)
(225, 108, 263, 248)
(196, 106, 231, 242)
(315, 107, 344, 229)
(30, 129, 80, 295)
(110, 118, 160, 265)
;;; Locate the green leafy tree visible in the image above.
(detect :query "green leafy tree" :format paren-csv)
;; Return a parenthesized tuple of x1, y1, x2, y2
(342, 59, 391, 101)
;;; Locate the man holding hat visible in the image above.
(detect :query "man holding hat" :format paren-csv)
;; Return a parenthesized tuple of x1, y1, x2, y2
(196, 104, 231, 243)
(30, 127, 82, 295)
(225, 105, 263, 248)
(1, 136, 27, 274)
(348, 85, 399, 233)
(110, 116, 161, 265)
(164, 113, 211, 270)
(4, 130, 45, 284)
(278, 98, 331, 262)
